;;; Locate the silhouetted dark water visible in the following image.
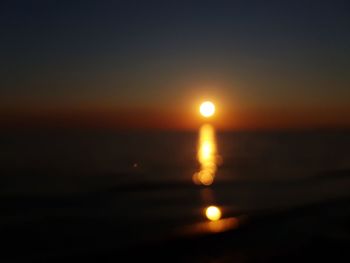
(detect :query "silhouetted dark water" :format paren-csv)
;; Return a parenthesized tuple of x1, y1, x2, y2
(2, 130, 349, 181)
(1, 130, 350, 262)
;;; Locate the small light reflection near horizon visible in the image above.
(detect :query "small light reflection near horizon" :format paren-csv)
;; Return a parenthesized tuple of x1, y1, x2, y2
(182, 217, 240, 235)
(193, 124, 219, 186)
(206, 217, 240, 233)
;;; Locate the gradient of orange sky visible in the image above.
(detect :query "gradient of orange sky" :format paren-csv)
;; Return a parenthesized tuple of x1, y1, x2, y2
(1, 1, 350, 131)
(1, 101, 349, 131)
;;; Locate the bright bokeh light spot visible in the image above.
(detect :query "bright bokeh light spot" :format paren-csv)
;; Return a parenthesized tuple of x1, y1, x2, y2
(205, 206, 222, 221)
(193, 171, 214, 186)
(199, 101, 215, 117)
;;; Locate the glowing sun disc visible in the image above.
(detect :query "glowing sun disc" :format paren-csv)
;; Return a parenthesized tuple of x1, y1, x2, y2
(200, 101, 215, 117)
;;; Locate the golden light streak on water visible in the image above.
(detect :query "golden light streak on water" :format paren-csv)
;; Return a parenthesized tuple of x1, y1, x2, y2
(192, 124, 219, 186)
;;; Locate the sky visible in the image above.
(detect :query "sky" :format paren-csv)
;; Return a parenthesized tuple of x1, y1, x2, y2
(1, 0, 350, 130)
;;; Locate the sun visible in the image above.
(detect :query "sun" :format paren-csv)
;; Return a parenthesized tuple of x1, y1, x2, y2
(200, 101, 215, 117)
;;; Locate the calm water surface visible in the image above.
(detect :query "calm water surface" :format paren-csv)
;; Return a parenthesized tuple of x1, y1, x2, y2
(1, 130, 350, 259)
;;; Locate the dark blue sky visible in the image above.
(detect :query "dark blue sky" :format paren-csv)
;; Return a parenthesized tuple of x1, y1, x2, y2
(1, 0, 350, 129)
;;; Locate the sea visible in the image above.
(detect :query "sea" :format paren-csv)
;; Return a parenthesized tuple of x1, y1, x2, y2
(1, 130, 350, 261)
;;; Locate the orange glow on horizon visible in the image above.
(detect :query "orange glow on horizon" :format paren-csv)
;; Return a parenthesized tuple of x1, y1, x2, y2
(1, 103, 349, 131)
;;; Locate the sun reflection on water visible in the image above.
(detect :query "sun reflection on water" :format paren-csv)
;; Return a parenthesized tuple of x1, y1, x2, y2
(205, 205, 222, 221)
(189, 101, 241, 234)
(193, 124, 219, 186)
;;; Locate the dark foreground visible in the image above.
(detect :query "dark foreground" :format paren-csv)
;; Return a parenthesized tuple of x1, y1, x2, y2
(1, 169, 350, 263)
